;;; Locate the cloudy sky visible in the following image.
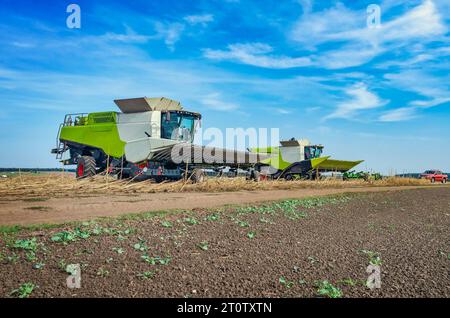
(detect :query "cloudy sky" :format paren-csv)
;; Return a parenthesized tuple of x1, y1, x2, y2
(0, 0, 449, 173)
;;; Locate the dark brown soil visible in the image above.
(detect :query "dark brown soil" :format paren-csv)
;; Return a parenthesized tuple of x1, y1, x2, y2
(0, 188, 449, 298)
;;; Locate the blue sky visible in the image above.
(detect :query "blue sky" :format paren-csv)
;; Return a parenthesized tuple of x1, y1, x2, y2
(0, 0, 449, 173)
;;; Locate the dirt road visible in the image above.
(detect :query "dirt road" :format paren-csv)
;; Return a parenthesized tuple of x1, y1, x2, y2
(0, 185, 447, 226)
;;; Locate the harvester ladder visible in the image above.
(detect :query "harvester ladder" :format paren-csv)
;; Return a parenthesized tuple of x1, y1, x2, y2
(54, 123, 66, 159)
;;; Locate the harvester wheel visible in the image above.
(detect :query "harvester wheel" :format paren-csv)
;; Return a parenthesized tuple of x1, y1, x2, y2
(284, 173, 293, 181)
(431, 177, 435, 183)
(442, 178, 447, 184)
(76, 156, 96, 179)
(248, 169, 260, 182)
(191, 169, 205, 183)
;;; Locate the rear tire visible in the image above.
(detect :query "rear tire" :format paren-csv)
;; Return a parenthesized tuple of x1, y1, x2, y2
(284, 173, 293, 181)
(431, 177, 435, 183)
(76, 156, 96, 179)
(442, 178, 447, 184)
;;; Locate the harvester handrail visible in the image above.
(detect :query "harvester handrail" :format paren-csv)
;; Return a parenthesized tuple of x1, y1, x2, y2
(63, 113, 89, 127)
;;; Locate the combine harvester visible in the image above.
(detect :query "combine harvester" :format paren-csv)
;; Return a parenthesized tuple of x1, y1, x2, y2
(249, 139, 363, 180)
(51, 97, 363, 182)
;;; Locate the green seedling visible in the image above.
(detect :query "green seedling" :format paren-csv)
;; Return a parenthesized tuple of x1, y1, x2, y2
(25, 251, 36, 262)
(113, 247, 124, 255)
(97, 268, 109, 277)
(197, 241, 209, 251)
(183, 217, 199, 225)
(141, 255, 171, 265)
(204, 213, 220, 222)
(236, 220, 249, 228)
(13, 238, 37, 251)
(316, 280, 342, 298)
(58, 259, 67, 272)
(359, 249, 382, 265)
(10, 283, 35, 298)
(161, 221, 173, 228)
(137, 271, 156, 279)
(51, 231, 77, 244)
(279, 277, 294, 288)
(32, 263, 45, 270)
(133, 240, 148, 252)
(247, 231, 256, 239)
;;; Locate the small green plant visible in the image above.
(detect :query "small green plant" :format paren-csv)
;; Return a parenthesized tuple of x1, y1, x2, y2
(6, 253, 20, 263)
(161, 221, 173, 228)
(25, 251, 37, 262)
(13, 238, 37, 251)
(141, 255, 171, 265)
(307, 256, 318, 264)
(133, 240, 148, 252)
(51, 231, 77, 244)
(197, 241, 209, 251)
(97, 268, 109, 277)
(10, 283, 35, 298)
(205, 213, 220, 222)
(247, 231, 256, 239)
(74, 228, 90, 239)
(58, 259, 67, 272)
(316, 280, 342, 298)
(279, 277, 294, 288)
(137, 271, 156, 279)
(113, 247, 124, 255)
(184, 217, 199, 225)
(359, 249, 382, 265)
(32, 263, 45, 270)
(236, 220, 249, 228)
(338, 278, 357, 286)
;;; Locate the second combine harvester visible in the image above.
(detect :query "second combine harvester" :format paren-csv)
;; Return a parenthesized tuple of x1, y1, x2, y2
(52, 97, 363, 181)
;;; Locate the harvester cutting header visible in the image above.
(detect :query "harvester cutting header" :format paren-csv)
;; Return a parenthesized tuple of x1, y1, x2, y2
(52, 97, 363, 181)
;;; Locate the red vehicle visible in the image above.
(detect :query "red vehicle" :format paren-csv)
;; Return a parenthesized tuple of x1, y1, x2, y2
(421, 170, 448, 183)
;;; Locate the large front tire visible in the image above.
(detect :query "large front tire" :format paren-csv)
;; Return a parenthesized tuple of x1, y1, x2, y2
(76, 156, 96, 179)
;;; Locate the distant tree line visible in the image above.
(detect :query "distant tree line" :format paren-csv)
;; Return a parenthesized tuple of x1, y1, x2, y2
(0, 168, 75, 173)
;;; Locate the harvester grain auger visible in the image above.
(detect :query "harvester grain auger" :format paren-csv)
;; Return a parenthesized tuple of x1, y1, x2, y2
(51, 97, 363, 182)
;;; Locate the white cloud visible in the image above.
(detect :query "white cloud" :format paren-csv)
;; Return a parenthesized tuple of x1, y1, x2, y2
(384, 70, 450, 108)
(200, 93, 239, 111)
(379, 107, 418, 122)
(184, 14, 214, 26)
(203, 43, 312, 69)
(290, 0, 447, 69)
(325, 83, 388, 120)
(154, 22, 185, 50)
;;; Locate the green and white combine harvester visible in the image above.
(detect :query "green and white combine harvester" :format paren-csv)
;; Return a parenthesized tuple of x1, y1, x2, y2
(52, 97, 363, 181)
